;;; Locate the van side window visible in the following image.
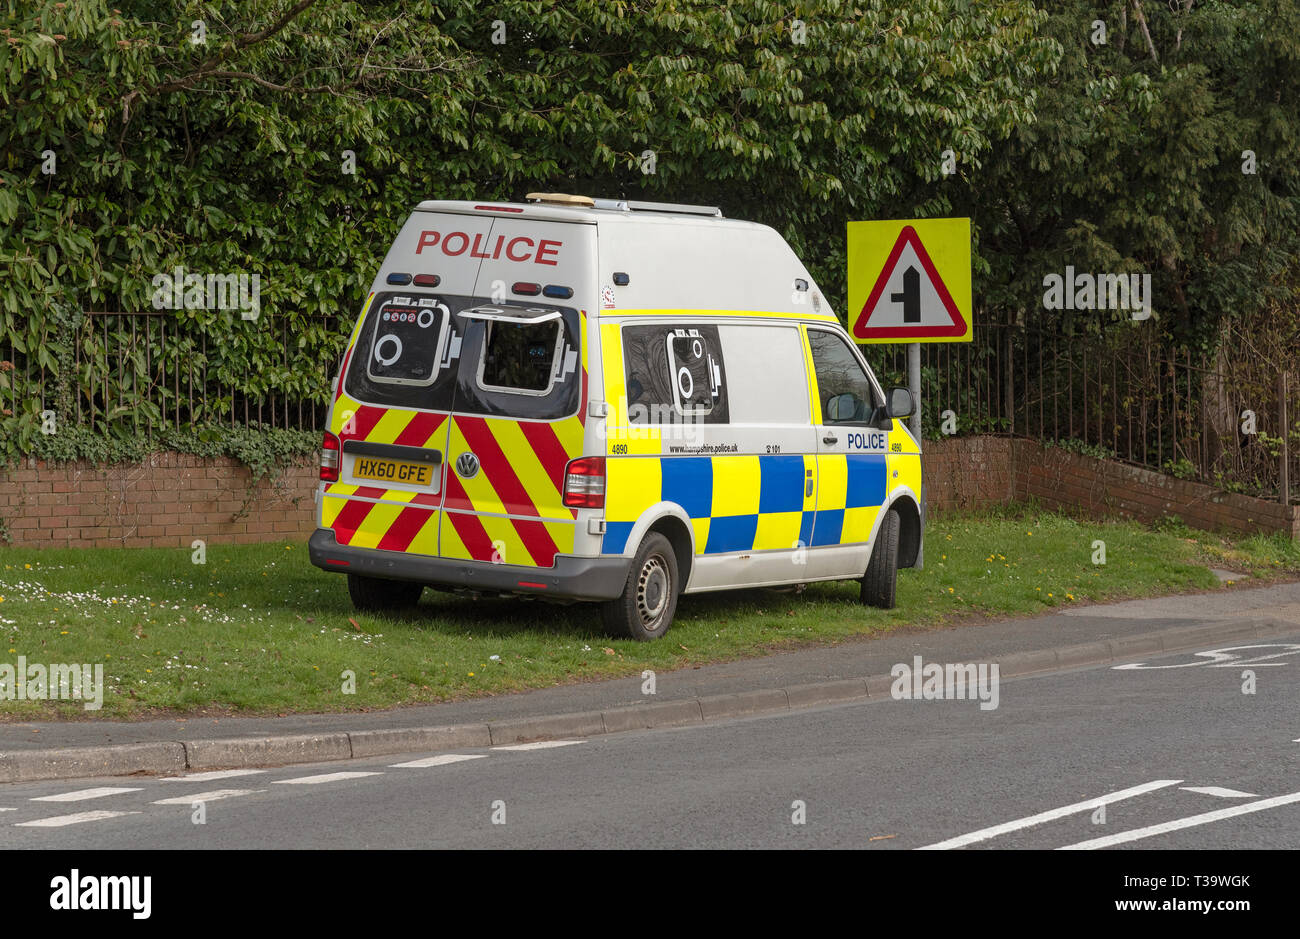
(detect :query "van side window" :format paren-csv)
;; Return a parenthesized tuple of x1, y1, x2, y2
(715, 324, 809, 424)
(478, 320, 561, 394)
(807, 328, 879, 424)
(365, 296, 450, 387)
(623, 324, 729, 425)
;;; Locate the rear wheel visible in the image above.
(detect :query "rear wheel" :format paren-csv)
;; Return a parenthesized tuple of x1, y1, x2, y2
(601, 532, 679, 641)
(860, 508, 900, 609)
(347, 574, 423, 612)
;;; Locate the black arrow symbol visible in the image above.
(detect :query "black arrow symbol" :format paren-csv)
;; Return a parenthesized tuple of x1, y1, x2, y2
(891, 266, 921, 323)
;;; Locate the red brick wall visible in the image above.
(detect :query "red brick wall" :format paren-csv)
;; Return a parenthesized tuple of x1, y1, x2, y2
(1013, 440, 1300, 538)
(0, 453, 319, 548)
(1, 439, 1294, 548)
(920, 436, 1018, 512)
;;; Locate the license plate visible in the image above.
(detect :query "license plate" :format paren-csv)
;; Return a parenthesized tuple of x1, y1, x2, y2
(353, 457, 433, 486)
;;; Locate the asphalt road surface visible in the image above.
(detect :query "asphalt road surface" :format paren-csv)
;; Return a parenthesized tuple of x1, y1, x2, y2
(3, 633, 1298, 849)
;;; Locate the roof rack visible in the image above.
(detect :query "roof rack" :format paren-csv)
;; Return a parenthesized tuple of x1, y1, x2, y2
(592, 198, 723, 218)
(525, 192, 723, 218)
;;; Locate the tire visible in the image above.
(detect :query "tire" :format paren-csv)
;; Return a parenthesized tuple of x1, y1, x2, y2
(347, 574, 423, 612)
(860, 508, 900, 609)
(601, 532, 679, 640)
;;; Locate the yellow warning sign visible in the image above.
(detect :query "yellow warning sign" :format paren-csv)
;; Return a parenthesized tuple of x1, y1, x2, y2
(848, 218, 972, 344)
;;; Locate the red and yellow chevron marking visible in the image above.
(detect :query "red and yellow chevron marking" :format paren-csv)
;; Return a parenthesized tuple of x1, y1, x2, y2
(322, 307, 588, 569)
(321, 399, 452, 554)
(439, 412, 583, 567)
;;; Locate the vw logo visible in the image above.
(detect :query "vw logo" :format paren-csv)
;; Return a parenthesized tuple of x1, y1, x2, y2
(455, 452, 480, 479)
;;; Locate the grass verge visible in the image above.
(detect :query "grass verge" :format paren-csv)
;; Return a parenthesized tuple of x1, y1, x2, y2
(1, 505, 1296, 719)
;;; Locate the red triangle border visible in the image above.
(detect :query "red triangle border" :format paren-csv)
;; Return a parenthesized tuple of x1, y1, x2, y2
(852, 224, 968, 339)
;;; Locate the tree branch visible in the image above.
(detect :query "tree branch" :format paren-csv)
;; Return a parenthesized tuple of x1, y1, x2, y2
(121, 0, 318, 123)
(1131, 0, 1159, 64)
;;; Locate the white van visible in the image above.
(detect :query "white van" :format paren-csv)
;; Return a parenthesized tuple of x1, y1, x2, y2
(309, 194, 923, 639)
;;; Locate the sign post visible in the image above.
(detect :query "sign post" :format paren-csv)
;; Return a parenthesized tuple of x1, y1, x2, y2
(847, 217, 974, 569)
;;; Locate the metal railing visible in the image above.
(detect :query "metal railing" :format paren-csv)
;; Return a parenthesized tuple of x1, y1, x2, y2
(869, 315, 1298, 506)
(4, 309, 1296, 507)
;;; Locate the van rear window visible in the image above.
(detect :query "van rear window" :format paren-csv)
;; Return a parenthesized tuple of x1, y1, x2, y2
(366, 296, 449, 386)
(478, 320, 561, 394)
(344, 292, 465, 409)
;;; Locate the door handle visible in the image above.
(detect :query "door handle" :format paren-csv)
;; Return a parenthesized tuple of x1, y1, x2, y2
(822, 434, 838, 445)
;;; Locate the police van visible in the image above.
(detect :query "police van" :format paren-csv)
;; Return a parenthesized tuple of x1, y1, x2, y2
(309, 193, 923, 640)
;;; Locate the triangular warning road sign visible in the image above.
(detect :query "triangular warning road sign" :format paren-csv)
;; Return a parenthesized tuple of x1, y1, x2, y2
(851, 225, 968, 340)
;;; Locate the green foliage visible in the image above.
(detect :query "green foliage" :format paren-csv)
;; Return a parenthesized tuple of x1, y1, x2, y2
(1, 0, 1295, 473)
(25, 422, 318, 481)
(1044, 437, 1117, 460)
(955, 0, 1300, 345)
(0, 0, 1055, 461)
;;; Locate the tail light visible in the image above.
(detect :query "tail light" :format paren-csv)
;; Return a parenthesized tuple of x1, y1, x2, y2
(320, 431, 341, 482)
(563, 456, 605, 508)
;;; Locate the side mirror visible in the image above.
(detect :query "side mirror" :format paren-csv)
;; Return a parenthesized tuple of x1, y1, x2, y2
(886, 387, 913, 419)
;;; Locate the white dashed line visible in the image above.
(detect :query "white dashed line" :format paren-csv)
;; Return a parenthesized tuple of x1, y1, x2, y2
(32, 787, 143, 803)
(492, 740, 586, 751)
(1058, 791, 1300, 849)
(390, 754, 488, 768)
(271, 772, 383, 785)
(151, 789, 263, 805)
(1180, 786, 1257, 798)
(17, 811, 142, 828)
(0, 808, 13, 813)
(159, 769, 268, 783)
(917, 780, 1183, 850)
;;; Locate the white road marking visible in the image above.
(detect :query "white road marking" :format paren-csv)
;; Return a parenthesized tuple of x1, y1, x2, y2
(159, 769, 267, 782)
(0, 808, 14, 812)
(917, 780, 1183, 850)
(492, 740, 586, 751)
(17, 810, 142, 828)
(1058, 791, 1300, 850)
(1180, 786, 1257, 798)
(152, 789, 262, 805)
(271, 771, 383, 785)
(32, 787, 143, 803)
(390, 754, 488, 768)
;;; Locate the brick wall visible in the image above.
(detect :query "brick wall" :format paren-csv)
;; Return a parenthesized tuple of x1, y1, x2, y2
(919, 436, 1018, 512)
(0, 453, 319, 548)
(2, 439, 1295, 548)
(1013, 440, 1300, 538)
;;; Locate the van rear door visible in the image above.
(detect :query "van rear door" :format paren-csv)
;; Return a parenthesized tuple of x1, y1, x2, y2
(321, 211, 498, 556)
(438, 216, 595, 571)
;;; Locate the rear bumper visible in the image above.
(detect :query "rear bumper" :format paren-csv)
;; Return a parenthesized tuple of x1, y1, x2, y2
(308, 528, 631, 601)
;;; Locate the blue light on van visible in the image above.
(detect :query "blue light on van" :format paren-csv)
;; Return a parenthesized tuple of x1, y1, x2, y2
(543, 285, 574, 299)
(386, 273, 412, 285)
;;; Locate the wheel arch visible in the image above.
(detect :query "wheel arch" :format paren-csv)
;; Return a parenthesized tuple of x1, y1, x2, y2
(621, 502, 696, 590)
(886, 491, 922, 569)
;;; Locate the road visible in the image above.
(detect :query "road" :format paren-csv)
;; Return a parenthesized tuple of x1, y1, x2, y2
(3, 632, 1298, 849)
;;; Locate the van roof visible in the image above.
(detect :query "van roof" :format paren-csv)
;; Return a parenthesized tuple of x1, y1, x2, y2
(403, 198, 837, 320)
(413, 197, 751, 227)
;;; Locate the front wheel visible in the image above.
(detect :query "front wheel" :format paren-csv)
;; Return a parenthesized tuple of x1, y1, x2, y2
(860, 508, 900, 609)
(347, 574, 423, 612)
(601, 532, 679, 640)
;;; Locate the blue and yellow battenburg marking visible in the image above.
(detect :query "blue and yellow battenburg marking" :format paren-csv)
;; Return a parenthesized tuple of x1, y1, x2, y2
(601, 452, 894, 556)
